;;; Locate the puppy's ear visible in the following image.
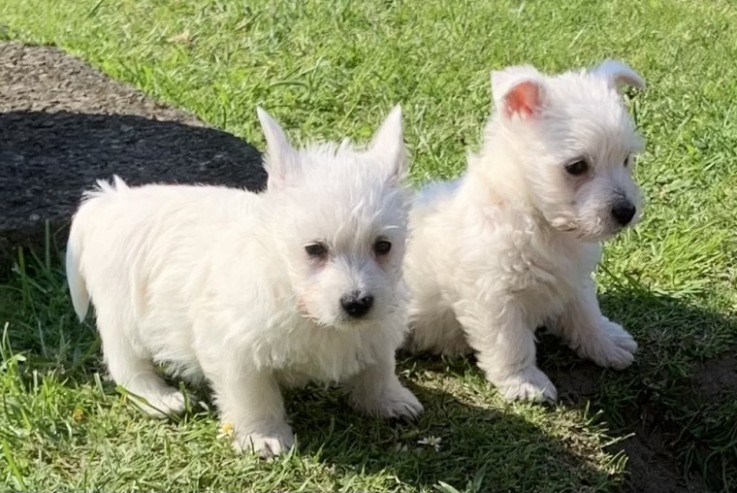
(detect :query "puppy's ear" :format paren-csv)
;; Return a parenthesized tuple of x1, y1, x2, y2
(590, 59, 646, 92)
(491, 66, 546, 120)
(257, 107, 296, 190)
(369, 105, 408, 183)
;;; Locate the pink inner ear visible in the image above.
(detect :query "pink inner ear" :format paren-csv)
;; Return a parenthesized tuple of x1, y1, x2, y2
(504, 81, 541, 119)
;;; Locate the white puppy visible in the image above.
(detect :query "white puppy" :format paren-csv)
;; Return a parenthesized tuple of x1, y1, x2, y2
(404, 61, 646, 402)
(66, 106, 423, 457)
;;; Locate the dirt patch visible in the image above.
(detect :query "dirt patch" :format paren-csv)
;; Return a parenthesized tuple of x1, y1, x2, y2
(550, 356, 735, 493)
(0, 42, 265, 269)
(619, 425, 710, 493)
(549, 362, 599, 402)
(693, 354, 737, 400)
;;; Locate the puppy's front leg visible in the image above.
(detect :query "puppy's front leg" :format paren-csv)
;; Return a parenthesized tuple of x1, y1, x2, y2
(347, 350, 423, 420)
(208, 364, 294, 458)
(550, 279, 637, 369)
(456, 300, 557, 402)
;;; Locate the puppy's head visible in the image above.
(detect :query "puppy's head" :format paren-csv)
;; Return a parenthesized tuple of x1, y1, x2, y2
(258, 106, 410, 330)
(490, 60, 646, 241)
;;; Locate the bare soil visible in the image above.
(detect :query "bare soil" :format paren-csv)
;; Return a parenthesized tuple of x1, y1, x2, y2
(547, 345, 736, 493)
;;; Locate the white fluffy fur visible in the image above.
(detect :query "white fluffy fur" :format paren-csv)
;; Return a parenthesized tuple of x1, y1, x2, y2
(66, 106, 423, 457)
(404, 60, 646, 401)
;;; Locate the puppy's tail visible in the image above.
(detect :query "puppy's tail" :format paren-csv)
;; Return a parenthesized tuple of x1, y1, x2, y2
(66, 175, 128, 321)
(83, 174, 129, 201)
(66, 218, 90, 321)
(66, 175, 130, 320)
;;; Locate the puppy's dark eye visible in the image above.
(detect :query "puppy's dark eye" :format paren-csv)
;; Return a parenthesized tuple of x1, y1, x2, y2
(623, 156, 630, 167)
(565, 159, 589, 176)
(373, 240, 392, 256)
(305, 242, 328, 259)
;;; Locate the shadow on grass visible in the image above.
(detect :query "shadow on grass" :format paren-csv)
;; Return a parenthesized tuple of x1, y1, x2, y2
(536, 286, 737, 493)
(0, 110, 265, 274)
(287, 370, 617, 493)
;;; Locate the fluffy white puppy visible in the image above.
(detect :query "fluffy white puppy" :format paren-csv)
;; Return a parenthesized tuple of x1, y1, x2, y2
(66, 106, 423, 457)
(405, 61, 646, 402)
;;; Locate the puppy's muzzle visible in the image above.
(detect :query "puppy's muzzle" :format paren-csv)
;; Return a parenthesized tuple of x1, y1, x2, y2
(340, 291, 374, 319)
(611, 199, 636, 226)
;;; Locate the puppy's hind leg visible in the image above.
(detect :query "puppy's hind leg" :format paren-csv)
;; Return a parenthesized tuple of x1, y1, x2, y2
(97, 311, 185, 417)
(406, 300, 472, 356)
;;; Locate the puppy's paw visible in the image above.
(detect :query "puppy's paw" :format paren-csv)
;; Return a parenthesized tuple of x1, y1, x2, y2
(603, 320, 638, 353)
(496, 366, 558, 402)
(132, 388, 186, 418)
(580, 319, 637, 370)
(232, 425, 295, 458)
(352, 382, 424, 421)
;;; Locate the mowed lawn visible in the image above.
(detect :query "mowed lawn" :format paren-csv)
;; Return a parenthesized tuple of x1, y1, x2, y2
(1, 0, 737, 491)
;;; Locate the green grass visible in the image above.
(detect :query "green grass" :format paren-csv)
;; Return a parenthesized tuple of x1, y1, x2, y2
(1, 0, 737, 491)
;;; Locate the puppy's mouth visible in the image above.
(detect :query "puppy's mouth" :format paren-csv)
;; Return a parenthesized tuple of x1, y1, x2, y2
(575, 222, 632, 242)
(336, 316, 375, 330)
(577, 231, 615, 242)
(298, 301, 376, 331)
(550, 216, 628, 242)
(550, 216, 578, 233)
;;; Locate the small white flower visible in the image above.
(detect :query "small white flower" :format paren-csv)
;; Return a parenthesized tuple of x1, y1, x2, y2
(417, 435, 442, 451)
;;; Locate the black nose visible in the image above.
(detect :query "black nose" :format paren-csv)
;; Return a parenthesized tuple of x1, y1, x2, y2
(340, 293, 374, 318)
(611, 200, 636, 226)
